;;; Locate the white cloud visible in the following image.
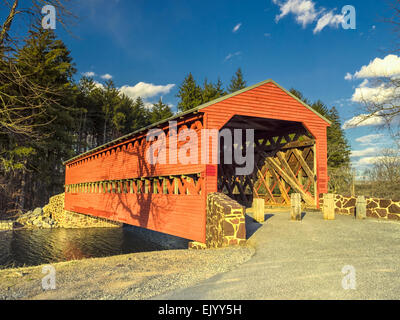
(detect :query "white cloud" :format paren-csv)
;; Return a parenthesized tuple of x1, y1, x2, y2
(264, 33, 271, 37)
(313, 10, 344, 34)
(224, 51, 242, 62)
(82, 71, 96, 77)
(353, 55, 400, 79)
(355, 134, 385, 145)
(232, 23, 242, 33)
(144, 102, 154, 110)
(93, 81, 104, 89)
(342, 114, 385, 129)
(119, 82, 175, 100)
(273, 0, 318, 27)
(351, 153, 397, 170)
(357, 156, 383, 165)
(344, 72, 353, 81)
(101, 73, 113, 80)
(272, 0, 345, 33)
(352, 156, 384, 169)
(350, 147, 379, 158)
(351, 82, 400, 104)
(344, 55, 400, 126)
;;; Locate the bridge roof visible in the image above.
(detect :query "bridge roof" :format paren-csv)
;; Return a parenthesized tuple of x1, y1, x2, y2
(63, 79, 331, 165)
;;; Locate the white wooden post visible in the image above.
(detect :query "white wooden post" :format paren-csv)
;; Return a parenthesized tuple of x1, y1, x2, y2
(291, 193, 302, 221)
(323, 193, 335, 220)
(253, 198, 265, 223)
(356, 196, 367, 220)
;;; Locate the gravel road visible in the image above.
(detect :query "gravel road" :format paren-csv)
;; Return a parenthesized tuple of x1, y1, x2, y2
(155, 211, 400, 300)
(0, 246, 254, 300)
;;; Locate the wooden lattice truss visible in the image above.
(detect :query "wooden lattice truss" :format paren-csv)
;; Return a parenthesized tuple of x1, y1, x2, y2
(65, 173, 203, 196)
(218, 122, 317, 208)
(66, 114, 205, 197)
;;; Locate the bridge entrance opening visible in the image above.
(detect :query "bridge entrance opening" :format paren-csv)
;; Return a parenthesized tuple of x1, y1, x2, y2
(218, 115, 318, 209)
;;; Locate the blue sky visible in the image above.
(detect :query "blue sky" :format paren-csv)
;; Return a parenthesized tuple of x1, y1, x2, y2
(51, 0, 398, 173)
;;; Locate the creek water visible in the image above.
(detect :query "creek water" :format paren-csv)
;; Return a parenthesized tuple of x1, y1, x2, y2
(0, 226, 188, 269)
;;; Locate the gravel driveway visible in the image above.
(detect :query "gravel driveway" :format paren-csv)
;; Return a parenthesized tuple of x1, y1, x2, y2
(154, 211, 400, 300)
(0, 247, 254, 300)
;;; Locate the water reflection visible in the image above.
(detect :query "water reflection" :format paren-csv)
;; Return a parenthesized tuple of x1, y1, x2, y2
(0, 226, 188, 269)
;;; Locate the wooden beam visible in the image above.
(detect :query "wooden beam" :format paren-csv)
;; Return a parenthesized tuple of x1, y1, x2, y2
(280, 139, 315, 151)
(266, 163, 290, 204)
(256, 165, 276, 203)
(265, 157, 315, 206)
(312, 144, 318, 207)
(293, 148, 316, 181)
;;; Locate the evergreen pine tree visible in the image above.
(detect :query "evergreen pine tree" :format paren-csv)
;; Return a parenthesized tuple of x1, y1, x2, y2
(176, 73, 203, 112)
(129, 97, 151, 131)
(228, 68, 247, 93)
(202, 78, 226, 103)
(75, 77, 104, 152)
(326, 106, 351, 168)
(101, 80, 121, 143)
(14, 27, 78, 207)
(150, 98, 173, 123)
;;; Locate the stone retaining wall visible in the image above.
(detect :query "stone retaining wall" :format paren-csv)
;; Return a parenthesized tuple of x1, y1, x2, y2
(320, 194, 400, 221)
(44, 194, 122, 228)
(189, 193, 246, 249)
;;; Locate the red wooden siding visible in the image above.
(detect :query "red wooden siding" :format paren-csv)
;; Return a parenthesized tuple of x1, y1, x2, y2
(65, 116, 205, 185)
(65, 115, 208, 242)
(202, 81, 329, 196)
(65, 193, 205, 242)
(64, 79, 329, 242)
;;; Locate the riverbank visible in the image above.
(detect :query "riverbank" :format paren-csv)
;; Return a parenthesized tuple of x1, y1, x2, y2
(0, 246, 254, 300)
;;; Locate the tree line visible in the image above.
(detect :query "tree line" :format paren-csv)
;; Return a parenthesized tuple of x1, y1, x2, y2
(0, 2, 352, 216)
(0, 18, 253, 216)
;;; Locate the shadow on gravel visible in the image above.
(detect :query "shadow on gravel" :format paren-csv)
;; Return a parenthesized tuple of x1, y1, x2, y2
(264, 213, 274, 221)
(245, 214, 270, 239)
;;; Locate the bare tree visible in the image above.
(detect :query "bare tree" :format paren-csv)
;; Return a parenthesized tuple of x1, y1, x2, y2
(350, 2, 400, 142)
(364, 149, 400, 198)
(1, 0, 76, 47)
(0, 0, 76, 170)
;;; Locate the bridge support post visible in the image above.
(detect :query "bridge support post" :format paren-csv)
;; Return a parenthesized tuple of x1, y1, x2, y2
(356, 196, 367, 220)
(253, 198, 265, 223)
(290, 193, 302, 221)
(322, 193, 335, 220)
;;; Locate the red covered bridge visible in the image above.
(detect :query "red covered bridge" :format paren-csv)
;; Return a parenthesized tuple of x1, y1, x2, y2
(63, 79, 330, 243)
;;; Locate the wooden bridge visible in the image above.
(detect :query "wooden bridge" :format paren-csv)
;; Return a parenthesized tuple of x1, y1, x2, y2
(63, 79, 330, 243)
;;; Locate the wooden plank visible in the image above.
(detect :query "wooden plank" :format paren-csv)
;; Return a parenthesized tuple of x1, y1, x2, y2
(293, 149, 316, 181)
(312, 144, 318, 207)
(265, 157, 315, 206)
(256, 166, 276, 203)
(280, 139, 315, 150)
(266, 163, 290, 204)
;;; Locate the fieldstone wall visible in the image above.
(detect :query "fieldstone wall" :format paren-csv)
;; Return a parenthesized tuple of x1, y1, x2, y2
(0, 220, 14, 231)
(44, 193, 122, 229)
(189, 193, 246, 249)
(320, 194, 400, 221)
